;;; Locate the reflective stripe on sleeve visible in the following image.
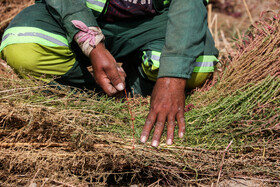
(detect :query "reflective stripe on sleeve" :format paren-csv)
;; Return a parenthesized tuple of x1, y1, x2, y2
(141, 51, 218, 81)
(0, 27, 68, 52)
(86, 0, 107, 13)
(163, 0, 170, 6)
(142, 50, 161, 71)
(193, 55, 219, 73)
(142, 51, 218, 73)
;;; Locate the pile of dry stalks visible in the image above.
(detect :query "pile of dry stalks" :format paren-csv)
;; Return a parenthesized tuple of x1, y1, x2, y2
(194, 12, 280, 106)
(0, 92, 279, 186)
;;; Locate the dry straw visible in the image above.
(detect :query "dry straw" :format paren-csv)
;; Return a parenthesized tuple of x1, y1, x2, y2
(0, 1, 280, 186)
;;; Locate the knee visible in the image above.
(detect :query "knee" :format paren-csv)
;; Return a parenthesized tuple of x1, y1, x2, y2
(1, 44, 40, 78)
(186, 55, 219, 89)
(186, 72, 212, 89)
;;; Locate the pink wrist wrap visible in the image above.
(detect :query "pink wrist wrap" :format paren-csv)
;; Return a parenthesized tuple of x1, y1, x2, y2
(72, 20, 105, 56)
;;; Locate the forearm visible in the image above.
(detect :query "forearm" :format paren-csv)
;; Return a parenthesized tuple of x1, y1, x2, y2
(158, 0, 208, 79)
(45, 0, 99, 43)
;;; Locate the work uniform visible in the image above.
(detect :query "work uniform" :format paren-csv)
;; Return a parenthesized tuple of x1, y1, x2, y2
(0, 0, 219, 96)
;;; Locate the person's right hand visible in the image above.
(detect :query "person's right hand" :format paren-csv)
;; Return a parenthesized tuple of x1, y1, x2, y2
(89, 42, 126, 96)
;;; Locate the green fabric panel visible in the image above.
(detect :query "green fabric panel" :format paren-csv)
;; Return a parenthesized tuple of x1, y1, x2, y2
(4, 3, 71, 44)
(1, 43, 76, 83)
(44, 0, 98, 43)
(0, 27, 69, 52)
(98, 10, 168, 59)
(158, 0, 218, 79)
(196, 55, 219, 62)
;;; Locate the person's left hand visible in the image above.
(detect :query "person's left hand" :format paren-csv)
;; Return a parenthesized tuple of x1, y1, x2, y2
(140, 77, 187, 147)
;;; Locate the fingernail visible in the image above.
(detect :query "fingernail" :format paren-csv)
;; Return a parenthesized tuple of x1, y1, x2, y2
(118, 67, 125, 73)
(166, 139, 173, 145)
(151, 140, 159, 147)
(140, 136, 147, 143)
(116, 83, 124, 91)
(179, 132, 184, 138)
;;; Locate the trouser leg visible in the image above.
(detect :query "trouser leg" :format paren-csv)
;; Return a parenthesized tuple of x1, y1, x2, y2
(1, 43, 101, 92)
(98, 11, 218, 96)
(0, 3, 101, 91)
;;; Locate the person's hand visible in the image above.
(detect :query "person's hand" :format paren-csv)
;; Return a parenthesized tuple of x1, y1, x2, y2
(140, 77, 186, 147)
(90, 43, 126, 96)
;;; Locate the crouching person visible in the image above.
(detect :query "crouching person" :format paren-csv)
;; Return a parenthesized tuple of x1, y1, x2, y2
(0, 0, 219, 147)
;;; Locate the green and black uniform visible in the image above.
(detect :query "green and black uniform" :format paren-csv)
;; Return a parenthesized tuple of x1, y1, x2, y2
(0, 0, 218, 96)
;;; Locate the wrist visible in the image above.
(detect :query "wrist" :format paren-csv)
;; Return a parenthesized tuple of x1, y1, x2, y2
(156, 77, 187, 91)
(89, 42, 105, 59)
(72, 20, 105, 57)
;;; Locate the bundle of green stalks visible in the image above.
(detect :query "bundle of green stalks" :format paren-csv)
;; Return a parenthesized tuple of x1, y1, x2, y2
(0, 14, 280, 187)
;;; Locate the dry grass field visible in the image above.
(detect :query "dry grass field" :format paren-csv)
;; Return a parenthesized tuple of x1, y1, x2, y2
(0, 0, 279, 186)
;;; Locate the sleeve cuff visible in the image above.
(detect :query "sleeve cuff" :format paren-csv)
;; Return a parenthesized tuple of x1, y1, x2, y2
(64, 11, 98, 43)
(158, 56, 196, 79)
(73, 24, 105, 57)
